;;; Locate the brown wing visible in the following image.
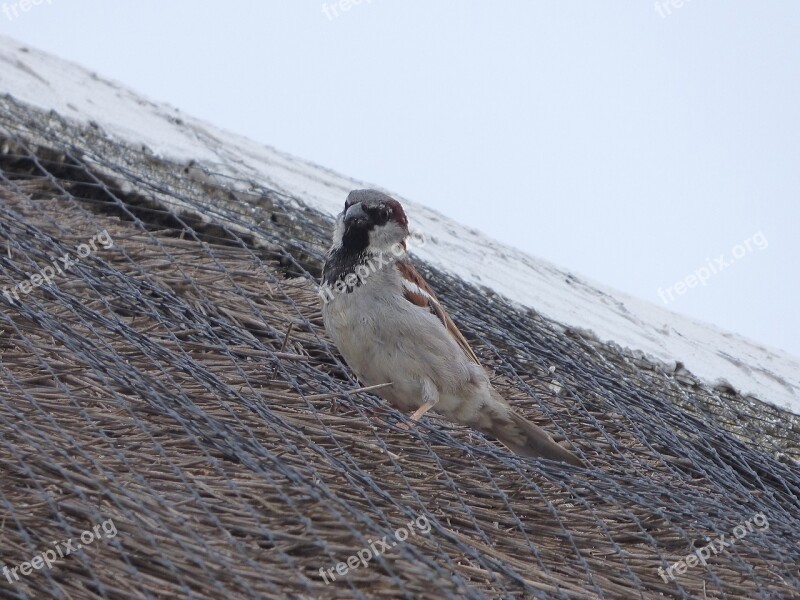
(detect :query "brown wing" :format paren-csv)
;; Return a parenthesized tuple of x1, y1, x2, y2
(396, 260, 482, 366)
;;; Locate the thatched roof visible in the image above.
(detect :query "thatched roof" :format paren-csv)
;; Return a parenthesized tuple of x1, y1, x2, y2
(0, 97, 798, 600)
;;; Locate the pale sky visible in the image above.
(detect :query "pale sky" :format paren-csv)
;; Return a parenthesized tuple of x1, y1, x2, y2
(2, 1, 798, 356)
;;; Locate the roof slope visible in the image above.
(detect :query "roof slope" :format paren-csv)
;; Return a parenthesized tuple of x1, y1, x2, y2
(0, 38, 798, 600)
(0, 34, 798, 415)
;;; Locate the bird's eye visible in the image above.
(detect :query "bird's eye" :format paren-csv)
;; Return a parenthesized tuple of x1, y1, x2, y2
(376, 206, 391, 224)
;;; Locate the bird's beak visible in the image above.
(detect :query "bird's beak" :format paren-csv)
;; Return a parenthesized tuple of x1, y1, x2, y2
(344, 202, 368, 224)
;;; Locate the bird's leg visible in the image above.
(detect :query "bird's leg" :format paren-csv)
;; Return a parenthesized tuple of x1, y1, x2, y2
(397, 381, 438, 430)
(409, 399, 437, 421)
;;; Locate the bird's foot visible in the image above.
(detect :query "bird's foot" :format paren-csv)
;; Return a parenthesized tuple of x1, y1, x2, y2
(396, 400, 437, 430)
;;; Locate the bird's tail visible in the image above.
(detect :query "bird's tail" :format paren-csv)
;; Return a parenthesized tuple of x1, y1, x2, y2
(477, 394, 584, 466)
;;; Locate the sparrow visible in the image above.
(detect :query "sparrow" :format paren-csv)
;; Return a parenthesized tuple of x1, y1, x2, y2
(320, 189, 583, 466)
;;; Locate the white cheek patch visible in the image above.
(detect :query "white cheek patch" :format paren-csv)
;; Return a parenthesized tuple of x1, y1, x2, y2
(368, 221, 406, 253)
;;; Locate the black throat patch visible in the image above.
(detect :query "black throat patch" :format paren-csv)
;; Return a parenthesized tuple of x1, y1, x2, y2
(321, 222, 372, 287)
(321, 247, 367, 288)
(321, 247, 396, 298)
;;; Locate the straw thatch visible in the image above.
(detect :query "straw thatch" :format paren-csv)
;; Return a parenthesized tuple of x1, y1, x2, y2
(0, 96, 798, 599)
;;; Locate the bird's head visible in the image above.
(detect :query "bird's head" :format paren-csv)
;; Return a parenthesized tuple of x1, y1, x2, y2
(331, 189, 409, 255)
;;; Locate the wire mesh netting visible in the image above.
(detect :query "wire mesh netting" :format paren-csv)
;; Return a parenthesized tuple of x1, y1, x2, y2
(0, 98, 798, 600)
